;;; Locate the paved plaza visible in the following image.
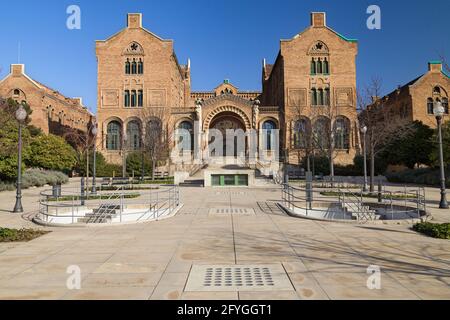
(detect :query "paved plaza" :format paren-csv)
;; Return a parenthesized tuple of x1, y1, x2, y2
(0, 180, 449, 300)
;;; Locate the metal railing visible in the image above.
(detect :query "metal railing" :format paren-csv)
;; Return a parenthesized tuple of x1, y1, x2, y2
(37, 184, 180, 225)
(281, 183, 426, 223)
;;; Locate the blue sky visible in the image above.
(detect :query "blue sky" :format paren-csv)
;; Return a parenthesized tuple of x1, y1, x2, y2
(0, 0, 449, 113)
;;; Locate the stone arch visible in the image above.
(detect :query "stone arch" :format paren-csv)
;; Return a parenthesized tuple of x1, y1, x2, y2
(204, 105, 251, 131)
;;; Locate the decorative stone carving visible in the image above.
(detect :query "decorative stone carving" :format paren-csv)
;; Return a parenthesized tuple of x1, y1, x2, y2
(102, 89, 119, 107)
(148, 89, 166, 107)
(252, 99, 260, 128)
(123, 42, 145, 56)
(335, 87, 353, 106)
(309, 41, 329, 55)
(195, 98, 203, 131)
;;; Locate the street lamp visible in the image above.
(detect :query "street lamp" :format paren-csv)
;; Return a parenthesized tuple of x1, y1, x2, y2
(13, 103, 27, 213)
(434, 100, 449, 209)
(360, 125, 368, 192)
(91, 124, 98, 195)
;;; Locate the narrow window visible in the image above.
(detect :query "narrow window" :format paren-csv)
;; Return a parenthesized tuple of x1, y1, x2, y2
(317, 58, 323, 74)
(138, 90, 143, 107)
(427, 98, 434, 114)
(125, 59, 131, 74)
(443, 98, 449, 114)
(131, 90, 137, 107)
(324, 88, 330, 106)
(131, 59, 137, 74)
(138, 59, 144, 74)
(124, 90, 130, 107)
(318, 89, 324, 105)
(311, 89, 317, 106)
(311, 59, 316, 75)
(262, 121, 276, 151)
(323, 58, 329, 74)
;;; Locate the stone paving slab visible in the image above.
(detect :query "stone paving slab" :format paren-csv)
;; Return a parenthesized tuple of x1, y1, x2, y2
(0, 183, 449, 300)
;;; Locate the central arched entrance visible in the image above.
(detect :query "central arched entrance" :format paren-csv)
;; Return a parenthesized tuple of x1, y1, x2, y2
(209, 111, 246, 157)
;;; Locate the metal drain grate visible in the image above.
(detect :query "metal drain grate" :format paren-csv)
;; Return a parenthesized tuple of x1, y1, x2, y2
(215, 192, 248, 196)
(209, 208, 255, 215)
(185, 264, 294, 292)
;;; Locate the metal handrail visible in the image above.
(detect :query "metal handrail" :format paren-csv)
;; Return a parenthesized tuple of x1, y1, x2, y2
(38, 185, 180, 224)
(281, 183, 426, 223)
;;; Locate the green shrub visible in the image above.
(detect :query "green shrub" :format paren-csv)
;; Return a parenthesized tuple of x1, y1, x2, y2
(28, 134, 77, 172)
(21, 169, 69, 189)
(126, 152, 152, 177)
(413, 222, 450, 239)
(386, 168, 450, 187)
(0, 181, 16, 191)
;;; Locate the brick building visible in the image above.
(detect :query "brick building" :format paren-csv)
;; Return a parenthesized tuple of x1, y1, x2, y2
(96, 12, 360, 182)
(368, 61, 449, 128)
(0, 64, 93, 135)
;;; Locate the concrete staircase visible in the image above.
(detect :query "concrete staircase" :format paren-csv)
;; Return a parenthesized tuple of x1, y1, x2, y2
(78, 204, 120, 223)
(339, 202, 378, 222)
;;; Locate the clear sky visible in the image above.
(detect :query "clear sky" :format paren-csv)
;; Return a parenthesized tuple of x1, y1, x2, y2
(0, 0, 449, 113)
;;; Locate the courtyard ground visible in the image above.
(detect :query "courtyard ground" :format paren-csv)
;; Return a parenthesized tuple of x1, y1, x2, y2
(0, 179, 448, 300)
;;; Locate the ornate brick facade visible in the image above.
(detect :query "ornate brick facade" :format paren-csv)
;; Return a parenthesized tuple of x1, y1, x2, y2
(372, 62, 450, 128)
(97, 12, 360, 168)
(0, 64, 93, 135)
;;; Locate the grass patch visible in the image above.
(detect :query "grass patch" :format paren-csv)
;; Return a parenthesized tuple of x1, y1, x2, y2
(0, 227, 50, 242)
(48, 193, 140, 202)
(412, 222, 450, 239)
(320, 191, 416, 200)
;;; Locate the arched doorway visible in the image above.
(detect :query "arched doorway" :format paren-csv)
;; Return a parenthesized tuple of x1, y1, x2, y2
(209, 111, 247, 157)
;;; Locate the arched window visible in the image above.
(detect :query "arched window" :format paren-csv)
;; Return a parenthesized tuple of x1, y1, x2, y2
(127, 121, 141, 150)
(443, 98, 449, 114)
(131, 59, 137, 74)
(334, 117, 350, 149)
(13, 89, 20, 96)
(311, 89, 317, 106)
(427, 98, 434, 114)
(294, 119, 310, 149)
(178, 121, 194, 151)
(317, 58, 323, 74)
(138, 90, 144, 107)
(323, 58, 329, 74)
(125, 59, 131, 74)
(317, 89, 324, 105)
(131, 90, 137, 107)
(107, 121, 122, 150)
(313, 118, 330, 149)
(262, 120, 276, 151)
(124, 90, 130, 107)
(311, 59, 316, 75)
(138, 59, 144, 74)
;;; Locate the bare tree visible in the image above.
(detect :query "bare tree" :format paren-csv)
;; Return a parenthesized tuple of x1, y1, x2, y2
(358, 77, 414, 191)
(139, 107, 173, 180)
(63, 122, 96, 180)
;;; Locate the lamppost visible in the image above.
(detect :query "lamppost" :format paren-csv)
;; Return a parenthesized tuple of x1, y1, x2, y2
(91, 123, 98, 195)
(434, 100, 449, 209)
(13, 103, 27, 213)
(361, 125, 368, 192)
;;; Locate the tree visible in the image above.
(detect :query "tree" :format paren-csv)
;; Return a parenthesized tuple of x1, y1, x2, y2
(0, 98, 32, 180)
(126, 152, 152, 177)
(28, 134, 77, 172)
(140, 107, 173, 180)
(381, 121, 434, 169)
(358, 77, 415, 191)
(430, 120, 450, 167)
